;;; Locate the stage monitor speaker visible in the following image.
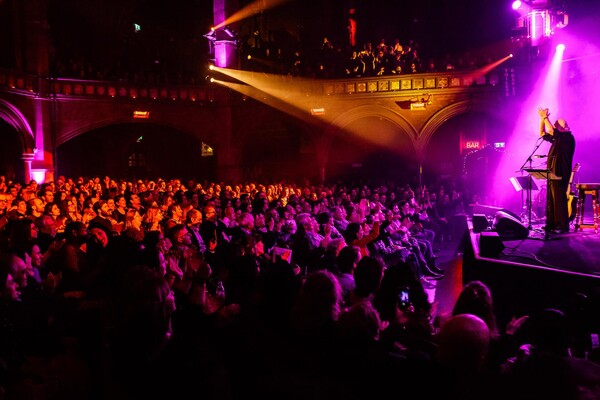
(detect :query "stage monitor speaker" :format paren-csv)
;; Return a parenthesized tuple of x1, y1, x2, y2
(479, 231, 505, 257)
(472, 214, 489, 233)
(494, 211, 529, 240)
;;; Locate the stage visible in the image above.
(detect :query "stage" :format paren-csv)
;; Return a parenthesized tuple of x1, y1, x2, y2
(462, 213, 600, 330)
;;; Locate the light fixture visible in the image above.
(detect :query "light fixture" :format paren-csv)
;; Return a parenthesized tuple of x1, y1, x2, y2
(223, 27, 236, 38)
(203, 29, 216, 41)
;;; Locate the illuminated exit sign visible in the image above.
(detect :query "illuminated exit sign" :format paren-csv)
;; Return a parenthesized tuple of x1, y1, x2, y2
(133, 111, 150, 119)
(466, 141, 480, 149)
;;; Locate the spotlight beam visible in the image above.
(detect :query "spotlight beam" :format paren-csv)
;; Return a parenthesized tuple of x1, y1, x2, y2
(213, 79, 317, 122)
(465, 54, 514, 80)
(562, 52, 600, 62)
(491, 33, 566, 209)
(211, 67, 408, 149)
(213, 0, 293, 30)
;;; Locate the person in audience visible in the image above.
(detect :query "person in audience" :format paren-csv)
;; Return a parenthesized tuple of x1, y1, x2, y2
(336, 245, 361, 307)
(142, 205, 164, 233)
(373, 259, 438, 360)
(112, 194, 127, 224)
(121, 208, 143, 243)
(62, 195, 82, 224)
(501, 308, 600, 399)
(343, 218, 380, 258)
(185, 208, 207, 254)
(290, 270, 342, 344)
(347, 255, 385, 306)
(88, 200, 116, 236)
(431, 314, 495, 400)
(333, 301, 413, 399)
(447, 280, 529, 374)
(291, 212, 330, 272)
(7, 198, 28, 221)
(27, 197, 45, 223)
(46, 221, 88, 294)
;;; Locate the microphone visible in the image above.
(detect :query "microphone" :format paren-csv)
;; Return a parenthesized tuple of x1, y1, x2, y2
(534, 155, 547, 158)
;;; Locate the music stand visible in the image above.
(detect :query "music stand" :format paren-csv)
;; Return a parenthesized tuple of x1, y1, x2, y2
(510, 175, 539, 228)
(523, 168, 561, 240)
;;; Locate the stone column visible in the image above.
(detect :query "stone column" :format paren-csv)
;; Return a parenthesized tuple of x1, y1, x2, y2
(21, 152, 35, 183)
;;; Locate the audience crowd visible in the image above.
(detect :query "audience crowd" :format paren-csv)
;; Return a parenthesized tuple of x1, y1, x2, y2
(50, 32, 491, 84)
(1, 174, 599, 399)
(241, 36, 489, 79)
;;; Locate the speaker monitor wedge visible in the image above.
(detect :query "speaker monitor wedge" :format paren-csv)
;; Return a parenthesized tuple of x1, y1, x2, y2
(472, 214, 489, 233)
(494, 211, 529, 240)
(479, 231, 505, 257)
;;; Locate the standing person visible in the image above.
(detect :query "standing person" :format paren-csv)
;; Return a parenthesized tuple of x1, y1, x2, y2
(538, 107, 575, 233)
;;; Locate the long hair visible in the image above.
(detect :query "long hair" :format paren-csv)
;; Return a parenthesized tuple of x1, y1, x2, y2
(290, 270, 342, 337)
(452, 280, 498, 335)
(125, 208, 141, 230)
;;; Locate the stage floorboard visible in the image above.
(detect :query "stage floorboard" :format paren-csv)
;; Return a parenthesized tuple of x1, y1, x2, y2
(491, 223, 600, 276)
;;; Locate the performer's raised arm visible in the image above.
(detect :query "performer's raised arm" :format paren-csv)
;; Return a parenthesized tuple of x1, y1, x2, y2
(538, 107, 555, 138)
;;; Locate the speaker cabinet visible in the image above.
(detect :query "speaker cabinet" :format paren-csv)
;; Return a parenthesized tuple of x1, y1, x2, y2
(494, 211, 529, 240)
(479, 231, 505, 257)
(472, 214, 489, 233)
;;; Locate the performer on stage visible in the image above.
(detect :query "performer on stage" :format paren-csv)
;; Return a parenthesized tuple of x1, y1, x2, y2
(538, 107, 575, 233)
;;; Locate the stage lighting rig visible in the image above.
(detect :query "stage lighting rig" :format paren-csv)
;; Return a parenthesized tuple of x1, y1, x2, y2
(511, 0, 569, 42)
(204, 26, 239, 68)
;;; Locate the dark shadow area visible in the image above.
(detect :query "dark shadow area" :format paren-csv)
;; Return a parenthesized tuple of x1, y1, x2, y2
(57, 123, 216, 181)
(326, 116, 417, 185)
(0, 118, 24, 181)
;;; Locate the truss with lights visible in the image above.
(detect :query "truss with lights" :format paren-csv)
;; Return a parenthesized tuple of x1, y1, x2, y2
(512, 0, 568, 47)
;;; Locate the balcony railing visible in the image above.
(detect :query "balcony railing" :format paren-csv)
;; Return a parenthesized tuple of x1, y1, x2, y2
(1, 68, 505, 103)
(323, 70, 503, 96)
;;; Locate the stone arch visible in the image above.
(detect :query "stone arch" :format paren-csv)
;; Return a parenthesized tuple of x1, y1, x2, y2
(324, 106, 418, 183)
(56, 121, 216, 181)
(0, 99, 35, 150)
(420, 99, 508, 189)
(56, 117, 213, 148)
(419, 98, 504, 154)
(326, 104, 419, 142)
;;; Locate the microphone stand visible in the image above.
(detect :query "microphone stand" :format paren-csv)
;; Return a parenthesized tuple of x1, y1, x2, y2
(519, 137, 545, 230)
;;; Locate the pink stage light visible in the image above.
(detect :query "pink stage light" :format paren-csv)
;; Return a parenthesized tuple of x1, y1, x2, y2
(512, 0, 522, 10)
